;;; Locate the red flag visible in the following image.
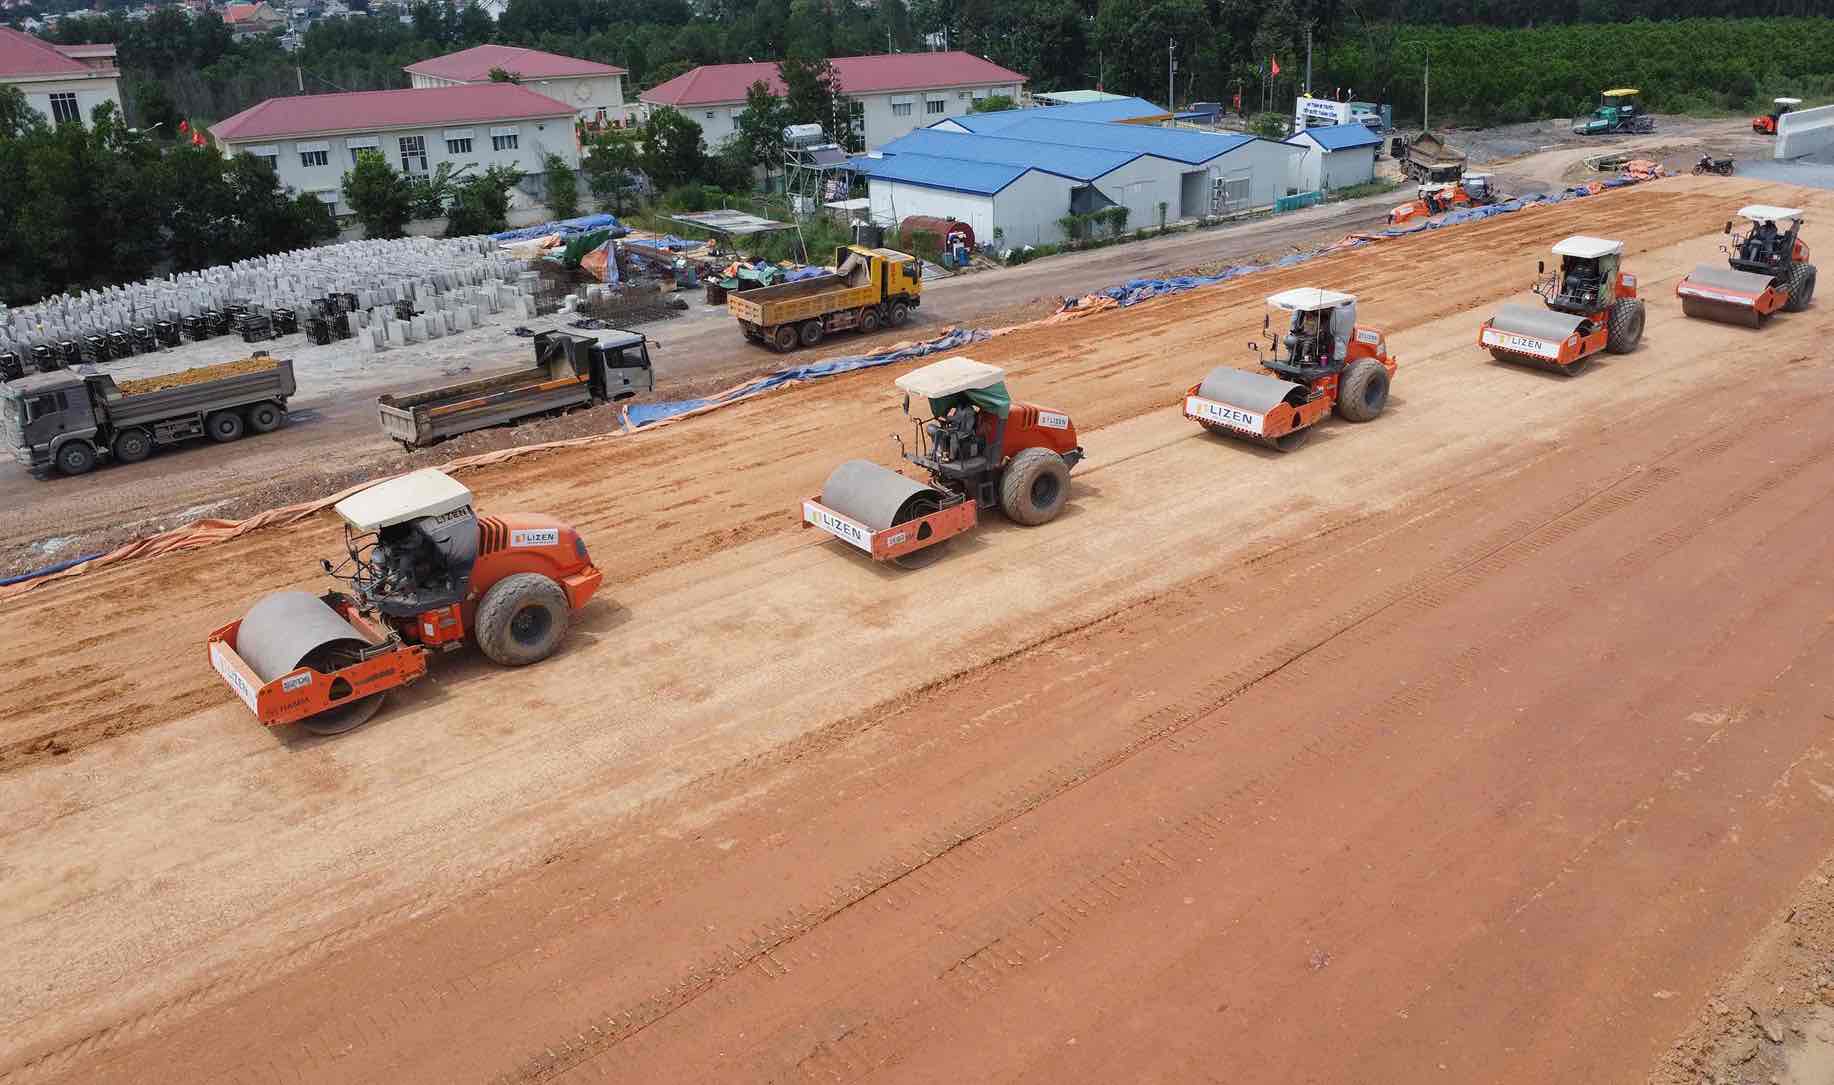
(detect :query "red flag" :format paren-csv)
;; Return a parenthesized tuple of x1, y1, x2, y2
(1232, 90, 1242, 112)
(192, 131, 204, 146)
(1270, 56, 1281, 77)
(178, 118, 189, 133)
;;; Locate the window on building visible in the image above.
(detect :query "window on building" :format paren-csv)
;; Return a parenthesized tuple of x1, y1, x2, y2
(958, 91, 971, 100)
(891, 101, 911, 117)
(254, 153, 278, 171)
(399, 134, 427, 174)
(299, 148, 329, 167)
(491, 130, 519, 151)
(925, 98, 945, 115)
(446, 136, 472, 154)
(47, 92, 79, 125)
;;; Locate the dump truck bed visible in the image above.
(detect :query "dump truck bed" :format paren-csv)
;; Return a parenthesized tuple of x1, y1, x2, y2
(98, 359, 296, 428)
(377, 357, 590, 448)
(727, 278, 878, 328)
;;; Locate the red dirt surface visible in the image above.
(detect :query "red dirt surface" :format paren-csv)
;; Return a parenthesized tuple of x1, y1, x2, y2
(4, 176, 1834, 1085)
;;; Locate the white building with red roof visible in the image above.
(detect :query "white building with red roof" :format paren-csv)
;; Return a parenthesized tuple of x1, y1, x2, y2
(223, 2, 286, 39)
(209, 83, 579, 217)
(0, 26, 121, 128)
(639, 51, 1024, 151)
(406, 44, 631, 129)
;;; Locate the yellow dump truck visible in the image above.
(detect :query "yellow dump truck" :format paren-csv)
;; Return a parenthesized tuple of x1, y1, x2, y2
(729, 245, 924, 351)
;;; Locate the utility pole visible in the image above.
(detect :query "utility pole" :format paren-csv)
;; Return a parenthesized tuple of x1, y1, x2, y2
(1167, 38, 1177, 113)
(1304, 25, 1312, 97)
(296, 66, 304, 93)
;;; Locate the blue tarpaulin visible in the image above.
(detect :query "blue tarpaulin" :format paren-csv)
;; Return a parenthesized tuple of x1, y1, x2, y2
(1078, 180, 1637, 311)
(493, 213, 627, 243)
(626, 328, 989, 429)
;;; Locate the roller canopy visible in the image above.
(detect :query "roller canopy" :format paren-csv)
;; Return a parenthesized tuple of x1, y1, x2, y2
(1486, 304, 1586, 341)
(335, 469, 472, 533)
(1196, 367, 1304, 414)
(897, 357, 1012, 419)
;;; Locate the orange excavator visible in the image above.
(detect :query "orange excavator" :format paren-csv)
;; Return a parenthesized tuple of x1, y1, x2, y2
(1388, 173, 1496, 226)
(209, 469, 602, 733)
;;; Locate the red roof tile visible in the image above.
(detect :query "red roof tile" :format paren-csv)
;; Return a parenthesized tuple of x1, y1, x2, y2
(642, 51, 1025, 107)
(0, 26, 91, 77)
(404, 44, 624, 81)
(211, 84, 575, 141)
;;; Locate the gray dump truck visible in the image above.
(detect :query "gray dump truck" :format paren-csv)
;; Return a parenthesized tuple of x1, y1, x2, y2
(377, 328, 653, 450)
(1, 354, 297, 476)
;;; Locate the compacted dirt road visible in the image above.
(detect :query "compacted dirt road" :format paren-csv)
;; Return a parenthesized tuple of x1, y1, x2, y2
(4, 175, 1833, 1084)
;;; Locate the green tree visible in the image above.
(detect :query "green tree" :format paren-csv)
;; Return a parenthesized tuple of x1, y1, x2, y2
(582, 128, 644, 214)
(544, 152, 579, 218)
(341, 149, 413, 238)
(445, 165, 523, 235)
(969, 94, 1015, 113)
(640, 105, 707, 189)
(1090, 0, 1209, 102)
(735, 79, 789, 184)
(779, 55, 846, 137)
(488, 65, 522, 83)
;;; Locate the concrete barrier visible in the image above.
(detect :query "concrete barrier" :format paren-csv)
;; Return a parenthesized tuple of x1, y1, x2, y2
(1776, 104, 1834, 160)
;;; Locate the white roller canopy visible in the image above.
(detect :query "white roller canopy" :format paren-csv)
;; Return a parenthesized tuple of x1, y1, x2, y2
(895, 357, 1006, 398)
(1551, 236, 1623, 259)
(335, 469, 473, 533)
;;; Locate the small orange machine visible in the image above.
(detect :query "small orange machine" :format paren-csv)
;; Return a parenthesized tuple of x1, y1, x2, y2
(1183, 288, 1396, 453)
(802, 357, 1083, 568)
(1753, 97, 1801, 136)
(1478, 236, 1645, 375)
(209, 468, 601, 734)
(1388, 173, 1496, 226)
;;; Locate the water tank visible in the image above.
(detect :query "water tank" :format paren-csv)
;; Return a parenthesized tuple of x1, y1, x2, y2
(898, 215, 975, 253)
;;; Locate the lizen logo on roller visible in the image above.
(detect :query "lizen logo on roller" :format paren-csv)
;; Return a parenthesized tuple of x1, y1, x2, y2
(511, 528, 560, 548)
(1186, 396, 1265, 435)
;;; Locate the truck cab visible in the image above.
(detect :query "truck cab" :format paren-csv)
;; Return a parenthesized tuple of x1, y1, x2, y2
(832, 245, 923, 299)
(534, 328, 654, 401)
(1, 371, 97, 470)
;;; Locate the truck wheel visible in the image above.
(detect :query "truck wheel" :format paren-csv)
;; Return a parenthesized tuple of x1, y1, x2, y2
(1786, 263, 1817, 312)
(112, 428, 152, 464)
(1335, 360, 1390, 422)
(206, 410, 244, 442)
(798, 319, 824, 347)
(55, 440, 96, 476)
(247, 401, 284, 433)
(772, 325, 798, 351)
(1606, 299, 1645, 353)
(475, 572, 571, 666)
(890, 301, 911, 326)
(860, 306, 881, 333)
(999, 447, 1071, 526)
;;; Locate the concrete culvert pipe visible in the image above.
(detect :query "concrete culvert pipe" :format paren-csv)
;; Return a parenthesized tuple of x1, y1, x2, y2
(820, 459, 945, 532)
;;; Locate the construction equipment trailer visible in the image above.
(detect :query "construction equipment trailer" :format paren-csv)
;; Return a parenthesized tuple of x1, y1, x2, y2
(2, 354, 296, 476)
(1184, 288, 1396, 452)
(730, 245, 923, 351)
(1676, 205, 1815, 326)
(377, 328, 652, 450)
(209, 468, 602, 734)
(802, 357, 1082, 568)
(1573, 89, 1655, 135)
(1479, 236, 1645, 374)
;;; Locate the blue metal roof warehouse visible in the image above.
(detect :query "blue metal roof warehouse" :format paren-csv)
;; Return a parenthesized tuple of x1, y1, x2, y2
(1283, 122, 1382, 191)
(852, 113, 1303, 250)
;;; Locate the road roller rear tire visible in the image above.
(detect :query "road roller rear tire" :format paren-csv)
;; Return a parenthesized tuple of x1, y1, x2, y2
(476, 573, 571, 666)
(1606, 299, 1644, 354)
(1786, 263, 1816, 312)
(1335, 360, 1389, 422)
(1000, 447, 1070, 526)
